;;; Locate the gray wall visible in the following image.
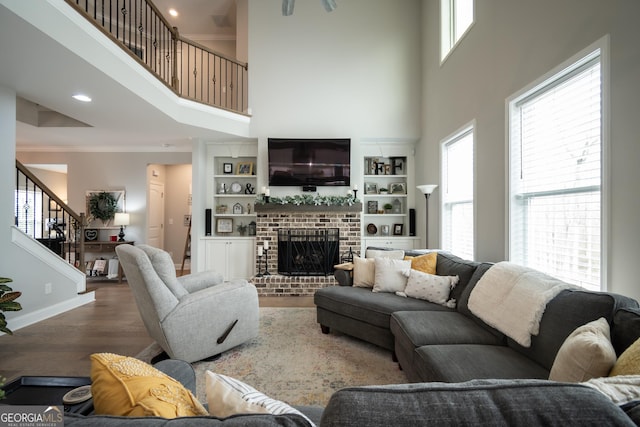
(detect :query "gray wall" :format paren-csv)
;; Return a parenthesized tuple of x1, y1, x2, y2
(419, 0, 640, 300)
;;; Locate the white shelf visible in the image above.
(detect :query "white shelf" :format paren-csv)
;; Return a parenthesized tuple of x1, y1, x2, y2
(213, 214, 256, 218)
(364, 174, 408, 179)
(215, 194, 256, 198)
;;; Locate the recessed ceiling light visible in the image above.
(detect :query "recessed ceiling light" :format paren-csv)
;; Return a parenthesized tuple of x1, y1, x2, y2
(72, 94, 92, 102)
(169, 8, 178, 17)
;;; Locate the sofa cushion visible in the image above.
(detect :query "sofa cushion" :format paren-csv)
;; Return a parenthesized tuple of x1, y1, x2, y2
(414, 344, 550, 382)
(391, 311, 505, 348)
(433, 251, 479, 303)
(610, 338, 640, 377)
(314, 286, 450, 329)
(321, 379, 635, 427)
(404, 252, 437, 274)
(612, 307, 640, 356)
(508, 289, 637, 371)
(372, 257, 411, 293)
(205, 371, 314, 426)
(90, 353, 207, 418)
(549, 317, 617, 382)
(397, 270, 458, 307)
(352, 256, 376, 288)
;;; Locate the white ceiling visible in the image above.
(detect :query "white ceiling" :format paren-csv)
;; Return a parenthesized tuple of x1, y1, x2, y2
(0, 0, 243, 152)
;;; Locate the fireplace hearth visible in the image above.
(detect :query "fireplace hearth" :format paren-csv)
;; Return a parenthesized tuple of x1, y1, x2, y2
(278, 228, 339, 276)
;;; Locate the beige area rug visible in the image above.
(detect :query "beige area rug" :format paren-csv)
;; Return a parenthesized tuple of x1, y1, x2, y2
(138, 307, 407, 407)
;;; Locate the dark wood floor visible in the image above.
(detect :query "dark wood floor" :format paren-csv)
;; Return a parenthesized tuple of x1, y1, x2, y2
(0, 280, 313, 383)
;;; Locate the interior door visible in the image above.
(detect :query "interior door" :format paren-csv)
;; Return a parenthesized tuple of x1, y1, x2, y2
(147, 181, 164, 248)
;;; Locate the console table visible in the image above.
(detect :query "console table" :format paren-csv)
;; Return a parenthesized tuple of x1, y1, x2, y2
(69, 241, 134, 282)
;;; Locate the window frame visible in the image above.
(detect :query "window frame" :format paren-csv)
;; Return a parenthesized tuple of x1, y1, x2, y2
(440, 0, 475, 64)
(440, 121, 475, 260)
(506, 36, 610, 291)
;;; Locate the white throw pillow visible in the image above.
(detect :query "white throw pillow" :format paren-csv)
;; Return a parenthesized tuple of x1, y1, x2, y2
(205, 370, 315, 425)
(396, 270, 458, 307)
(353, 256, 376, 288)
(548, 317, 617, 382)
(372, 257, 411, 293)
(365, 249, 405, 260)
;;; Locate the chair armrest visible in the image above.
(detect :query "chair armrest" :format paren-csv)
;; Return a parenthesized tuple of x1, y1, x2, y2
(178, 271, 224, 293)
(334, 269, 353, 286)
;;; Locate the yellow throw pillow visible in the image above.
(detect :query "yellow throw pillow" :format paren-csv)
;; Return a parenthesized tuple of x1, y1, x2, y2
(90, 353, 207, 418)
(404, 252, 437, 275)
(610, 337, 640, 376)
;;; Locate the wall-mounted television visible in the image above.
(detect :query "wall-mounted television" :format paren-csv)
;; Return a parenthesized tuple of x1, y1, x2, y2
(268, 138, 351, 187)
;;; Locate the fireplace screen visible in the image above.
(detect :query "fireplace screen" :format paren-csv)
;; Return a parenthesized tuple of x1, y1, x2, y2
(277, 228, 340, 276)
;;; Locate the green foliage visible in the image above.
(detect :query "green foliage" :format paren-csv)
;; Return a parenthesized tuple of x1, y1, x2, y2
(256, 193, 358, 206)
(88, 192, 118, 221)
(0, 277, 22, 336)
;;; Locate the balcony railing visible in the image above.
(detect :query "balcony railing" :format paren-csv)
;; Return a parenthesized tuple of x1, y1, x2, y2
(65, 0, 249, 115)
(15, 161, 86, 271)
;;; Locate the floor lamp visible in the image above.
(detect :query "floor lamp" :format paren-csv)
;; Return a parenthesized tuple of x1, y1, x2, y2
(416, 185, 438, 248)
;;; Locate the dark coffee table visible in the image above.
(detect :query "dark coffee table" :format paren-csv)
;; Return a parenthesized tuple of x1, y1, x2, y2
(1, 376, 93, 414)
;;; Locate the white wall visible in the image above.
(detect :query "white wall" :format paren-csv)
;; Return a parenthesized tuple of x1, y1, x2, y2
(420, 0, 640, 300)
(247, 0, 422, 192)
(17, 151, 192, 247)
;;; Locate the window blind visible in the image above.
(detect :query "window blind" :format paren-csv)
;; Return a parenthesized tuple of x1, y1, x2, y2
(443, 129, 474, 260)
(510, 55, 601, 290)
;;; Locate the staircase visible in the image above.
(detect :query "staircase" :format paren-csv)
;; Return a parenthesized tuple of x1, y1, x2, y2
(14, 160, 87, 272)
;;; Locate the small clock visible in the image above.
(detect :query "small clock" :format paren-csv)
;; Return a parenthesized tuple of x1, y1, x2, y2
(230, 182, 242, 194)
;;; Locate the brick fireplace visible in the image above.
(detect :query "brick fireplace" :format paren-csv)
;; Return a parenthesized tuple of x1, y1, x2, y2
(251, 203, 361, 296)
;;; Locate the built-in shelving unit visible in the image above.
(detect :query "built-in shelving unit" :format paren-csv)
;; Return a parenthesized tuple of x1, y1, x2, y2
(202, 141, 258, 280)
(360, 141, 419, 250)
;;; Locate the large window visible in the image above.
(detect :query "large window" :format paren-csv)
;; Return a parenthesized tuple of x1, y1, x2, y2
(509, 46, 604, 291)
(441, 125, 474, 260)
(441, 0, 474, 63)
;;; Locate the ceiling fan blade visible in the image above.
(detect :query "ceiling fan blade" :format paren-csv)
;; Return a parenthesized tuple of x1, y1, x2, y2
(282, 0, 295, 16)
(321, 0, 337, 12)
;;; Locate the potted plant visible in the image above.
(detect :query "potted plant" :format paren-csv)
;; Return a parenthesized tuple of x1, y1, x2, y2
(88, 192, 118, 226)
(383, 203, 393, 213)
(0, 277, 23, 335)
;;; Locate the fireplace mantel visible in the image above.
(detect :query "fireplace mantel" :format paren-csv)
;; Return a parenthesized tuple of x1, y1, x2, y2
(255, 202, 362, 213)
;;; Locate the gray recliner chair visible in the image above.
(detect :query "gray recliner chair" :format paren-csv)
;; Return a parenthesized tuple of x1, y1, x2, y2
(116, 244, 259, 363)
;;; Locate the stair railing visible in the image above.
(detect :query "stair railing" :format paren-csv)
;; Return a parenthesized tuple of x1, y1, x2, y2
(65, 0, 249, 115)
(15, 161, 86, 272)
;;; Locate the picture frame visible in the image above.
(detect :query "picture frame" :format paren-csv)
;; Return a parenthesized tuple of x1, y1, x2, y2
(232, 202, 244, 214)
(216, 218, 233, 233)
(85, 189, 126, 227)
(364, 182, 378, 194)
(367, 200, 378, 214)
(381, 225, 390, 236)
(223, 163, 233, 174)
(84, 228, 99, 241)
(389, 182, 406, 194)
(393, 223, 404, 236)
(236, 162, 254, 175)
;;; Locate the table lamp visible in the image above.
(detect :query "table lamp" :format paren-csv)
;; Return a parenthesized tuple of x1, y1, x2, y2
(113, 213, 130, 242)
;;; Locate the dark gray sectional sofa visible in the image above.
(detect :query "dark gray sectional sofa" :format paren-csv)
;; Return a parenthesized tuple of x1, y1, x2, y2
(315, 248, 638, 382)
